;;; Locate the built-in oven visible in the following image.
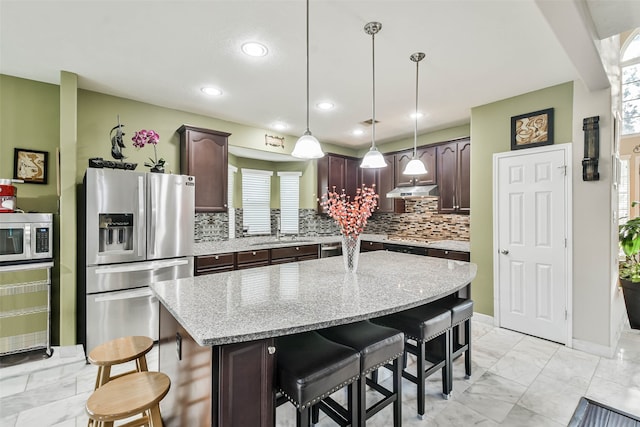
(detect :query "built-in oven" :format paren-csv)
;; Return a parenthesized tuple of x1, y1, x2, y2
(0, 213, 53, 265)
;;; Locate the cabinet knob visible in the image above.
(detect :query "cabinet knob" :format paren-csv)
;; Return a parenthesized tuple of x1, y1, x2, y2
(444, 251, 449, 254)
(296, 247, 300, 250)
(268, 346, 276, 355)
(215, 255, 219, 260)
(252, 251, 256, 256)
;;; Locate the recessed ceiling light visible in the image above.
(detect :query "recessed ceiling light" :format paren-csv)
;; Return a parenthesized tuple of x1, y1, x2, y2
(201, 87, 223, 96)
(316, 102, 335, 110)
(410, 112, 424, 119)
(242, 42, 268, 57)
(352, 129, 364, 136)
(272, 122, 288, 131)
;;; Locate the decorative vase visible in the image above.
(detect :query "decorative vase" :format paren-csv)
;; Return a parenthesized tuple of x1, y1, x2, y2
(341, 234, 361, 273)
(620, 278, 640, 329)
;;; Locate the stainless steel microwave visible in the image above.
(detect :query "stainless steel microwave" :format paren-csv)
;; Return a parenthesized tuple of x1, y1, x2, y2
(0, 213, 53, 264)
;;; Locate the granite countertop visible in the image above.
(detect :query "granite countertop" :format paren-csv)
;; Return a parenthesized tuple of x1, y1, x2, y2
(194, 234, 470, 256)
(151, 251, 477, 346)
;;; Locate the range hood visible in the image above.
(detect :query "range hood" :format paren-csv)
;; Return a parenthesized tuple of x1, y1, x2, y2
(386, 185, 438, 199)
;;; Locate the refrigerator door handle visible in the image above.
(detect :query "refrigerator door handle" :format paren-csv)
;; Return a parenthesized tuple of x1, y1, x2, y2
(94, 288, 155, 302)
(138, 175, 145, 257)
(148, 174, 157, 257)
(94, 258, 190, 274)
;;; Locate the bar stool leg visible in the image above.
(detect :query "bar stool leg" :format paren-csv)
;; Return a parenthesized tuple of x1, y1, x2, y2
(149, 404, 163, 426)
(136, 354, 149, 373)
(464, 319, 472, 378)
(297, 407, 311, 427)
(393, 356, 402, 426)
(358, 375, 367, 427)
(416, 340, 426, 420)
(443, 329, 452, 399)
(349, 382, 358, 427)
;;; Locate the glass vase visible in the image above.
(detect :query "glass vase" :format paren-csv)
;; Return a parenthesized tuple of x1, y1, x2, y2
(341, 234, 361, 273)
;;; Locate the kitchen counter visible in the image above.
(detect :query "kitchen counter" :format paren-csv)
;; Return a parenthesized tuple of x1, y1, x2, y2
(151, 251, 477, 346)
(194, 234, 470, 256)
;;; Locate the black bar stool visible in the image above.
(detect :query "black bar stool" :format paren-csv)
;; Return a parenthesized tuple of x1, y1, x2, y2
(437, 297, 474, 379)
(372, 303, 452, 420)
(275, 331, 360, 427)
(317, 320, 404, 427)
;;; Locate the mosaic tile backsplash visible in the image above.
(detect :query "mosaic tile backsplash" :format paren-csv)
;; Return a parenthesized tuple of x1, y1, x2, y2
(194, 198, 469, 242)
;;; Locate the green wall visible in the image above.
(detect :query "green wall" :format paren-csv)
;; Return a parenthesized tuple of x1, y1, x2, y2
(375, 123, 471, 154)
(469, 82, 574, 315)
(0, 75, 60, 212)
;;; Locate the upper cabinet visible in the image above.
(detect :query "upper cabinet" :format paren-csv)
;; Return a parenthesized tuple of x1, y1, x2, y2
(359, 154, 398, 213)
(394, 146, 436, 187)
(317, 153, 359, 212)
(436, 138, 470, 214)
(178, 125, 230, 213)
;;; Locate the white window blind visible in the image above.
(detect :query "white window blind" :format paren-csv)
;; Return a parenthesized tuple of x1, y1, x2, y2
(242, 168, 272, 235)
(228, 165, 237, 239)
(278, 171, 301, 234)
(622, 31, 640, 135)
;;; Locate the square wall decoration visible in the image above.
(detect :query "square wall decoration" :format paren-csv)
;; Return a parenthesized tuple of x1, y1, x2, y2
(510, 108, 554, 150)
(13, 148, 48, 184)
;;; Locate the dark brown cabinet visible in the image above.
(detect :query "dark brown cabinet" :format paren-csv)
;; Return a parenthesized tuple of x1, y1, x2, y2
(436, 139, 470, 214)
(394, 146, 436, 187)
(359, 154, 399, 213)
(317, 154, 359, 212)
(178, 125, 229, 213)
(159, 305, 275, 427)
(236, 249, 270, 270)
(195, 253, 235, 275)
(270, 244, 319, 264)
(427, 248, 470, 262)
(360, 241, 384, 252)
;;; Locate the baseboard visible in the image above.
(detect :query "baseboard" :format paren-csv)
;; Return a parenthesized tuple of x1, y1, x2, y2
(472, 312, 495, 325)
(571, 338, 616, 358)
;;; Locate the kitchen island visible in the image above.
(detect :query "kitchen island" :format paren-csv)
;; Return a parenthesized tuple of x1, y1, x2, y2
(151, 251, 477, 427)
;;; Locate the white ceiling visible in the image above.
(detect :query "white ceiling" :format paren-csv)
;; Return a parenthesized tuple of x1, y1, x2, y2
(1, 0, 638, 149)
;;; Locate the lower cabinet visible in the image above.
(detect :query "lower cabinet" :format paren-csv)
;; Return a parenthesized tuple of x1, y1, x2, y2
(159, 305, 275, 427)
(195, 253, 235, 275)
(196, 245, 320, 274)
(426, 248, 470, 262)
(270, 245, 319, 264)
(236, 250, 270, 270)
(360, 241, 384, 252)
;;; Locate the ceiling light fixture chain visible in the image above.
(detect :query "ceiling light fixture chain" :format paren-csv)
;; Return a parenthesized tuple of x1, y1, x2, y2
(291, 0, 324, 159)
(403, 51, 428, 176)
(360, 21, 386, 169)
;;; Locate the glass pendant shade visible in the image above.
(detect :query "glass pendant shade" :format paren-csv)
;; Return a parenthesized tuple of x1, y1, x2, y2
(292, 0, 324, 160)
(402, 51, 427, 176)
(361, 147, 387, 168)
(291, 131, 324, 159)
(403, 158, 428, 175)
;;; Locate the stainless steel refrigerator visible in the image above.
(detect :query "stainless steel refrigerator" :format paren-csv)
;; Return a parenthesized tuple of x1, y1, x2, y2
(79, 168, 195, 353)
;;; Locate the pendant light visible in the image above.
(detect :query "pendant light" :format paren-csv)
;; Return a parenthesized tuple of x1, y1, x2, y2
(360, 22, 387, 169)
(291, 0, 324, 159)
(403, 52, 428, 175)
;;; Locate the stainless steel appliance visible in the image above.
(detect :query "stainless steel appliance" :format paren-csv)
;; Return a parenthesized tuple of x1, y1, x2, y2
(79, 168, 195, 353)
(0, 213, 53, 264)
(0, 213, 54, 356)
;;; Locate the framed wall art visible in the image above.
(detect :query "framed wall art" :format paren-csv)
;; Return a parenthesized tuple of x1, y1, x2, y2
(14, 148, 48, 184)
(511, 108, 554, 150)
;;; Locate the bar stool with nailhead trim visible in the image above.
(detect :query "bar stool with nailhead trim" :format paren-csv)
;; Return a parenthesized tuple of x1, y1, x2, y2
(88, 336, 154, 390)
(372, 303, 452, 420)
(316, 320, 404, 427)
(434, 297, 474, 380)
(275, 331, 360, 427)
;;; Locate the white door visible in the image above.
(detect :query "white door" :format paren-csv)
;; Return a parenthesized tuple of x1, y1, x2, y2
(494, 146, 569, 344)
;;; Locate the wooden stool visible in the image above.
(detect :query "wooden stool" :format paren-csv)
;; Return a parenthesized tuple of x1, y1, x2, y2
(86, 371, 170, 427)
(88, 336, 154, 389)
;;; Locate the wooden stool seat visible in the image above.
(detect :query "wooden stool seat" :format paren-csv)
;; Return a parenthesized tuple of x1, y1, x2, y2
(88, 336, 153, 389)
(86, 371, 170, 427)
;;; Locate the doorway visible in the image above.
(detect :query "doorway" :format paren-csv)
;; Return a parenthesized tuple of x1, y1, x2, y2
(493, 144, 572, 344)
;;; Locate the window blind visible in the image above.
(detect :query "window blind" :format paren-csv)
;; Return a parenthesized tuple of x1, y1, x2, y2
(242, 168, 272, 235)
(228, 165, 237, 239)
(278, 171, 301, 234)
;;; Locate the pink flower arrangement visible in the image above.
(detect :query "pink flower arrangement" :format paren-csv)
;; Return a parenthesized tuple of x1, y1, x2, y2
(131, 129, 165, 171)
(321, 185, 379, 238)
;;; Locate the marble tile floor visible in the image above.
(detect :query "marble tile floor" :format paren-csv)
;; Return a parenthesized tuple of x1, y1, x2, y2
(1, 319, 639, 427)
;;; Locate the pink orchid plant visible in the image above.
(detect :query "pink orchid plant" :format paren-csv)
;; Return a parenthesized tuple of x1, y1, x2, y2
(132, 129, 165, 170)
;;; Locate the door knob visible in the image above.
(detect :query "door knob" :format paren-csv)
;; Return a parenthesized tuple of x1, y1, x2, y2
(500, 249, 509, 255)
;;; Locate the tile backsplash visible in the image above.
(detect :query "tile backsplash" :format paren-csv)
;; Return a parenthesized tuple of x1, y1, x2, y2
(194, 198, 469, 242)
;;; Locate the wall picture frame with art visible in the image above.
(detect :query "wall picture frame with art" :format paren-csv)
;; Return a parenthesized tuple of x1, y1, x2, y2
(511, 108, 554, 150)
(14, 148, 48, 184)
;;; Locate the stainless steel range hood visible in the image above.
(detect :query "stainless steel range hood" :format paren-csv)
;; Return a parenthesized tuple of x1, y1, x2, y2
(386, 185, 438, 199)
